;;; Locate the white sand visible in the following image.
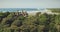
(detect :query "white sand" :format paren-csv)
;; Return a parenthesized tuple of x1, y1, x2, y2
(27, 11, 41, 15)
(26, 9, 51, 15)
(27, 10, 59, 15)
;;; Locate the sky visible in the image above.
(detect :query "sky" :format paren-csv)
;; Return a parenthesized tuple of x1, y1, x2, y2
(0, 0, 60, 8)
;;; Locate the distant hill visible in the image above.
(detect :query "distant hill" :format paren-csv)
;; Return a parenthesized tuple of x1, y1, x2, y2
(47, 8, 60, 13)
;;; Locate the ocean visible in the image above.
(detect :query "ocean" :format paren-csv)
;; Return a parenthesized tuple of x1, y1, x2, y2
(0, 8, 45, 12)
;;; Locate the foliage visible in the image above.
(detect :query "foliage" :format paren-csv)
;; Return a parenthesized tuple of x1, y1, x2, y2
(0, 10, 60, 32)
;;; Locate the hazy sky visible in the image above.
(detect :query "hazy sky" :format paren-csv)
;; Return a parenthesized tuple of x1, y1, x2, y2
(0, 0, 60, 8)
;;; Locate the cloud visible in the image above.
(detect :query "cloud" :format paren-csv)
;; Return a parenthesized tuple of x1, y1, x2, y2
(0, 0, 60, 8)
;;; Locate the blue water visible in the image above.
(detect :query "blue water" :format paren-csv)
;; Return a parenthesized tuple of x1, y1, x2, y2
(0, 8, 45, 12)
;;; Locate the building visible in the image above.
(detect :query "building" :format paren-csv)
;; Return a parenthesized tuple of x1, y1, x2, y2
(14, 10, 28, 17)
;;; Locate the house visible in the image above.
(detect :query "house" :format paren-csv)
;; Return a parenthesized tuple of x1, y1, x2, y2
(14, 10, 28, 17)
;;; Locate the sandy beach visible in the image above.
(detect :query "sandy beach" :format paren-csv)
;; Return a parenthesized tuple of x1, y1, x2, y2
(27, 10, 59, 15)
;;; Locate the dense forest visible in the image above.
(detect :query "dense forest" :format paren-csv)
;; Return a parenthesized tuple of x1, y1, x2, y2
(0, 9, 60, 32)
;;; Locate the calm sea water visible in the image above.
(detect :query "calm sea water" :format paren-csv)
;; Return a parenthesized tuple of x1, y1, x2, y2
(0, 8, 45, 12)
